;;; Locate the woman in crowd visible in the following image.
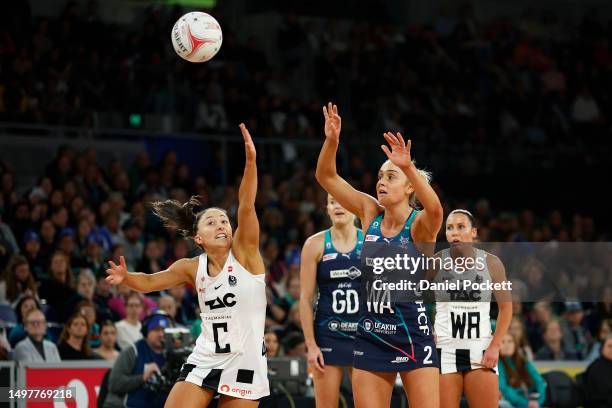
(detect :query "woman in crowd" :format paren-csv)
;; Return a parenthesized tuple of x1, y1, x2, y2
(94, 320, 119, 362)
(0, 254, 38, 306)
(57, 312, 94, 360)
(499, 333, 547, 408)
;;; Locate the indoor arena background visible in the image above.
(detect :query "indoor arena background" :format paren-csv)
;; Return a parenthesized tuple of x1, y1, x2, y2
(1, 0, 612, 407)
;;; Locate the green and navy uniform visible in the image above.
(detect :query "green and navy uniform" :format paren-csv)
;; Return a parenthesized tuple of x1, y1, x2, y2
(314, 229, 364, 366)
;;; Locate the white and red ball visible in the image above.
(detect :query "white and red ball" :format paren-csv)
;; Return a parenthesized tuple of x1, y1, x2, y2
(171, 12, 222, 63)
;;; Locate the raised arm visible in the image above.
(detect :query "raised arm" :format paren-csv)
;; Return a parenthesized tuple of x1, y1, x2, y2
(299, 233, 325, 372)
(106, 256, 193, 293)
(381, 132, 443, 241)
(233, 123, 265, 275)
(315, 103, 380, 223)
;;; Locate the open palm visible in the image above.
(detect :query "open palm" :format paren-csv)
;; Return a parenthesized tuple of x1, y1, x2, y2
(239, 123, 257, 163)
(323, 102, 341, 142)
(381, 132, 412, 169)
(106, 255, 128, 285)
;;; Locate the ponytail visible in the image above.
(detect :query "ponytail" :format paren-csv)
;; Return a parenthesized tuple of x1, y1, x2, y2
(409, 167, 432, 209)
(151, 196, 204, 238)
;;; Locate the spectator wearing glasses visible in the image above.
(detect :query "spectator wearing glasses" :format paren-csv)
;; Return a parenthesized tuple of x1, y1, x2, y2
(115, 292, 143, 350)
(14, 309, 61, 362)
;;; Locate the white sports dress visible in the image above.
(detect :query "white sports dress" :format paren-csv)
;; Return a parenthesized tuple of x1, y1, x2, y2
(434, 248, 496, 374)
(178, 251, 270, 399)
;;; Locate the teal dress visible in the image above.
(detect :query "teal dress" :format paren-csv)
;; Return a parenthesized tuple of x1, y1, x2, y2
(498, 357, 547, 408)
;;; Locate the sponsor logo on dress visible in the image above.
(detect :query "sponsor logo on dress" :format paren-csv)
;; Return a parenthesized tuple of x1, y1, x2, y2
(362, 319, 397, 335)
(365, 234, 380, 242)
(391, 356, 410, 363)
(322, 253, 338, 262)
(321, 347, 332, 352)
(353, 350, 364, 356)
(219, 384, 253, 397)
(328, 320, 340, 331)
(227, 266, 233, 273)
(330, 266, 362, 279)
(228, 275, 237, 286)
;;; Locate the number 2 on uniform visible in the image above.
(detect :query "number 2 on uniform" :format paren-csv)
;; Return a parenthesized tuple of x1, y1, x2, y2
(423, 346, 433, 364)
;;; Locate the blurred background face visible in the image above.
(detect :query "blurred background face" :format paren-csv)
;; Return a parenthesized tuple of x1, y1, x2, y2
(287, 277, 300, 300)
(500, 333, 516, 357)
(602, 338, 612, 361)
(125, 296, 143, 320)
(544, 321, 562, 343)
(25, 310, 47, 340)
(509, 317, 524, 341)
(14, 263, 30, 282)
(158, 297, 177, 319)
(81, 306, 96, 326)
(264, 332, 279, 357)
(446, 212, 476, 243)
(69, 316, 88, 340)
(20, 298, 38, 320)
(100, 325, 117, 348)
(50, 254, 68, 283)
(77, 274, 95, 299)
(146, 327, 165, 351)
(326, 195, 354, 226)
(534, 302, 551, 323)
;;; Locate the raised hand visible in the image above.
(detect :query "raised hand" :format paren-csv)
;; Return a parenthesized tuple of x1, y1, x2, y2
(106, 255, 128, 285)
(322, 102, 341, 142)
(381, 132, 413, 169)
(239, 123, 256, 163)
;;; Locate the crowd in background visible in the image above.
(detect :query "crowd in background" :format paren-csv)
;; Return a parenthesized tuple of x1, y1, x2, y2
(1, 1, 612, 406)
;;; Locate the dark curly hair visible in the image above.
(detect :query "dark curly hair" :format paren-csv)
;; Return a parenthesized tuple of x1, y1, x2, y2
(150, 195, 226, 239)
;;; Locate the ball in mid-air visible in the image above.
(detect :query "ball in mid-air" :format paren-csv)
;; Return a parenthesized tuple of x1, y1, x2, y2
(171, 12, 222, 63)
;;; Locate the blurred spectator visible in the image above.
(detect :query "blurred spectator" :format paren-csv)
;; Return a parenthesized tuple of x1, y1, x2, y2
(9, 295, 41, 346)
(586, 319, 612, 364)
(75, 299, 101, 348)
(509, 316, 535, 361)
(0, 210, 19, 270)
(14, 309, 61, 362)
(108, 284, 156, 320)
(137, 240, 163, 275)
(94, 274, 115, 321)
(38, 251, 76, 322)
(0, 254, 38, 306)
(561, 302, 592, 360)
(527, 301, 555, 352)
(165, 285, 195, 325)
(264, 329, 280, 358)
(22, 229, 44, 277)
(94, 320, 119, 362)
(57, 313, 94, 360)
(582, 336, 612, 408)
(499, 333, 547, 408)
(283, 332, 306, 357)
(115, 292, 143, 350)
(65, 268, 96, 319)
(105, 313, 169, 408)
(535, 320, 575, 360)
(157, 296, 178, 323)
(117, 220, 143, 270)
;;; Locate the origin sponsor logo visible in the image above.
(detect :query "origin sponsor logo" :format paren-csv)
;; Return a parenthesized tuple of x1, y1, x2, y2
(321, 347, 332, 352)
(353, 350, 364, 356)
(322, 253, 338, 262)
(220, 384, 252, 397)
(365, 235, 380, 242)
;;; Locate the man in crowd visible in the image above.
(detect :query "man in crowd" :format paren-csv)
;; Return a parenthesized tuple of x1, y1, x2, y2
(14, 309, 61, 362)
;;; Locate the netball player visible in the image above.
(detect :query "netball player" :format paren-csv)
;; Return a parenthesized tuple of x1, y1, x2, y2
(433, 209, 512, 408)
(106, 124, 269, 407)
(300, 195, 363, 407)
(315, 103, 443, 408)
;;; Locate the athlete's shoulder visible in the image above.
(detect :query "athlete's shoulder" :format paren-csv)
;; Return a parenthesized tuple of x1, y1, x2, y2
(301, 231, 325, 259)
(484, 251, 504, 271)
(169, 256, 199, 280)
